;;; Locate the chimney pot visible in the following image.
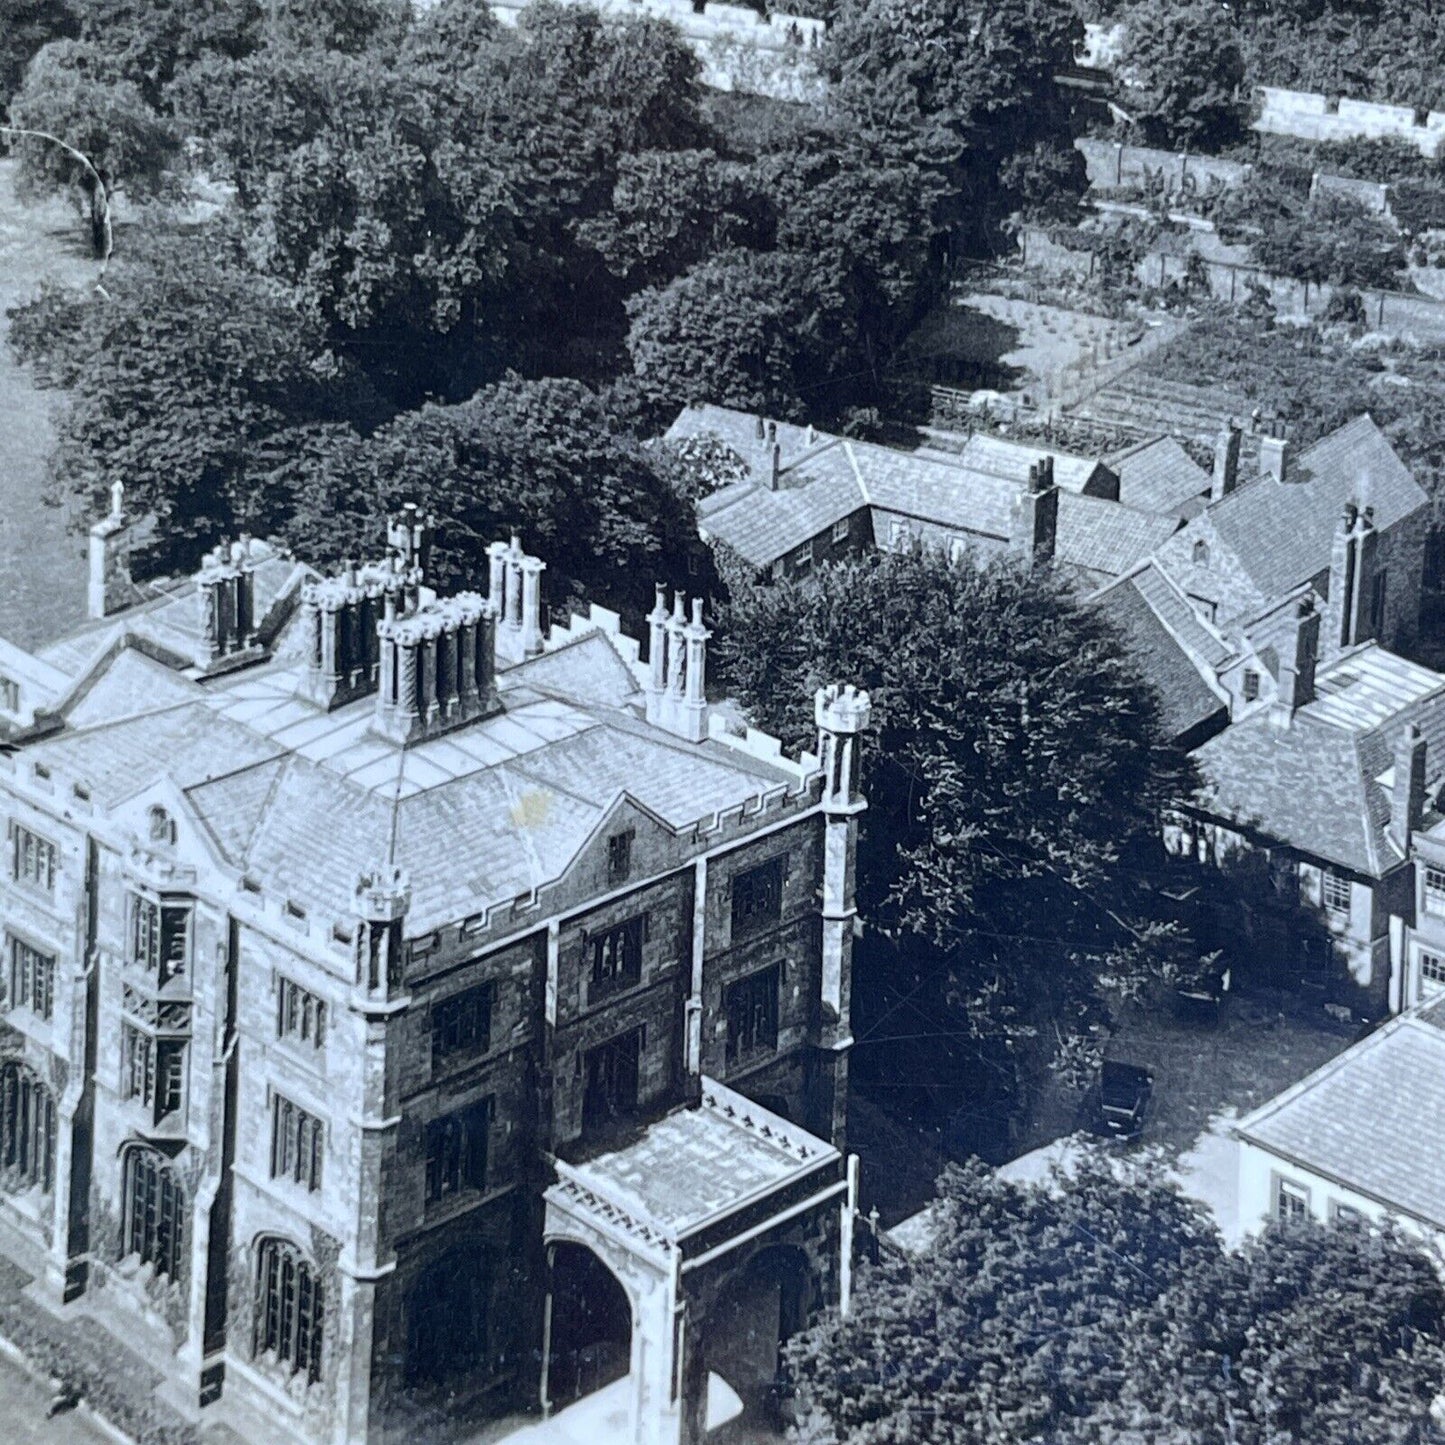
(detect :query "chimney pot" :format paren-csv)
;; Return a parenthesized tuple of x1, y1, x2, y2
(768, 443, 781, 491)
(1260, 433, 1291, 484)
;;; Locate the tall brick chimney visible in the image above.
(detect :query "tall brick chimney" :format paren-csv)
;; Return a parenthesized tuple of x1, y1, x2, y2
(1211, 420, 1242, 501)
(1324, 501, 1379, 656)
(1271, 594, 1321, 728)
(1010, 457, 1059, 570)
(1259, 430, 1291, 485)
(1389, 723, 1428, 857)
(644, 587, 710, 742)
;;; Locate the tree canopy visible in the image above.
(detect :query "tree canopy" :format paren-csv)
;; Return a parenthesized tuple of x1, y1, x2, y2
(716, 550, 1199, 1110)
(1120, 0, 1247, 151)
(787, 1161, 1445, 1445)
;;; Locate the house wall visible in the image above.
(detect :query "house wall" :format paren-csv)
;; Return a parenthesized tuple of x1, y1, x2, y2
(1236, 1136, 1442, 1254)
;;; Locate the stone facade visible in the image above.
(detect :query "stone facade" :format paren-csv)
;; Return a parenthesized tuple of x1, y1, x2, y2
(0, 513, 870, 1445)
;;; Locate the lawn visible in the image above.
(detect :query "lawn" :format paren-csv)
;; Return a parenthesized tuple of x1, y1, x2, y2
(0, 157, 94, 650)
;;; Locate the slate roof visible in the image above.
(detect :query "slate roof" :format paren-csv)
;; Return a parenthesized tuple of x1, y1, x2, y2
(1056, 495, 1181, 579)
(1107, 436, 1212, 517)
(555, 1077, 839, 1242)
(1191, 643, 1445, 875)
(1093, 569, 1228, 741)
(19, 629, 809, 935)
(1236, 998, 1445, 1230)
(687, 407, 1163, 572)
(1187, 417, 1425, 608)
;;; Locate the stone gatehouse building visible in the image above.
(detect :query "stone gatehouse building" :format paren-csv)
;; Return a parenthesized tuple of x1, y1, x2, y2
(0, 491, 870, 1445)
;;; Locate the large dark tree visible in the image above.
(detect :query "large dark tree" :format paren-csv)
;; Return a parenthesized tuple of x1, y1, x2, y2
(717, 551, 1198, 1111)
(820, 0, 1084, 254)
(1120, 0, 1247, 151)
(787, 1162, 1445, 1444)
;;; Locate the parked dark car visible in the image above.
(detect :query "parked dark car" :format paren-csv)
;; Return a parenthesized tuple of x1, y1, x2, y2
(1098, 1059, 1153, 1138)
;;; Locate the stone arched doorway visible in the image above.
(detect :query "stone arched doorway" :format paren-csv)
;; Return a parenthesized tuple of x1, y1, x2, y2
(545, 1241, 633, 1411)
(706, 1244, 812, 1433)
(406, 1244, 490, 1387)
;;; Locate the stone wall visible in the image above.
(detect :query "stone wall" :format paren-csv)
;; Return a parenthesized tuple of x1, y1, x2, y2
(1256, 86, 1445, 159)
(482, 0, 828, 102)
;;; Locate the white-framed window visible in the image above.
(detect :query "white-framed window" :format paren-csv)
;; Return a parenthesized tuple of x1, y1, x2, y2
(1322, 869, 1352, 916)
(1424, 865, 1445, 916)
(128, 894, 191, 985)
(948, 536, 969, 566)
(888, 520, 913, 552)
(1242, 669, 1261, 703)
(830, 518, 851, 544)
(1331, 1200, 1364, 1226)
(1275, 1176, 1310, 1223)
(1422, 951, 1445, 993)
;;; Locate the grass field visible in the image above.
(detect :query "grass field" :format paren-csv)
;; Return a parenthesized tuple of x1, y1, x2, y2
(0, 158, 94, 650)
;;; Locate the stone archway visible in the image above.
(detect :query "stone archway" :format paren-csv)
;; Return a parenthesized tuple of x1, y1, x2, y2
(705, 1244, 812, 1433)
(545, 1240, 633, 1411)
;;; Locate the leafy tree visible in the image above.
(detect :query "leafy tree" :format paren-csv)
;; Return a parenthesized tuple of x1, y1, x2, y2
(6, 228, 376, 566)
(787, 1162, 1445, 1445)
(626, 249, 830, 420)
(72, 0, 260, 110)
(820, 0, 1083, 253)
(282, 376, 706, 619)
(716, 551, 1198, 1102)
(0, 0, 77, 107)
(579, 149, 772, 289)
(1120, 0, 1247, 151)
(998, 140, 1089, 227)
(8, 39, 181, 253)
(1253, 191, 1407, 289)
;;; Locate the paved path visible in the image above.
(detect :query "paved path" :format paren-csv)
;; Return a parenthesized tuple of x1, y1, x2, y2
(0, 1350, 114, 1445)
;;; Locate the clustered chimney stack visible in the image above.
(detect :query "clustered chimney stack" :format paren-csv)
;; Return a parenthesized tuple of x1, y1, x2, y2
(1389, 723, 1429, 857)
(196, 537, 260, 668)
(1211, 420, 1242, 501)
(300, 553, 420, 711)
(644, 586, 710, 742)
(1324, 499, 1379, 657)
(488, 535, 546, 665)
(372, 590, 498, 746)
(1010, 456, 1059, 571)
(1271, 594, 1321, 728)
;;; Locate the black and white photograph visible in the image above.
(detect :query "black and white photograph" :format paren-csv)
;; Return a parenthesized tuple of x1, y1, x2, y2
(2, 0, 1445, 1441)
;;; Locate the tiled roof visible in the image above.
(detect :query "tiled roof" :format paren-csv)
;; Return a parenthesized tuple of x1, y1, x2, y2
(698, 442, 867, 567)
(1093, 572, 1227, 741)
(954, 433, 1109, 495)
(20, 628, 811, 935)
(684, 405, 1120, 569)
(1236, 1002, 1445, 1229)
(1130, 563, 1233, 669)
(1191, 643, 1445, 874)
(1202, 416, 1426, 603)
(1056, 495, 1181, 578)
(1107, 436, 1212, 517)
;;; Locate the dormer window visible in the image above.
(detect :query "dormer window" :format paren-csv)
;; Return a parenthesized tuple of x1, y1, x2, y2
(147, 806, 176, 847)
(1192, 539, 1210, 566)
